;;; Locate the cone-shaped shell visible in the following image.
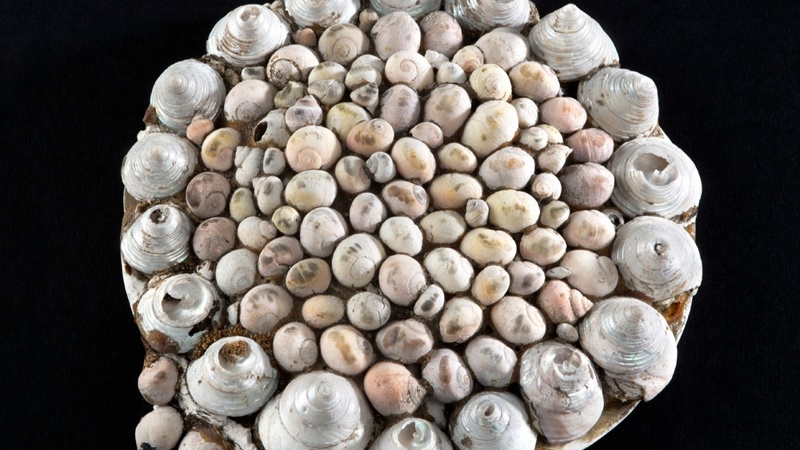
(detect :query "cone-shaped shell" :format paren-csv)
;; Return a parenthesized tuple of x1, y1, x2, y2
(122, 133, 197, 202)
(207, 4, 290, 67)
(370, 0, 442, 20)
(285, 0, 360, 28)
(150, 60, 226, 133)
(528, 4, 619, 82)
(121, 204, 193, 274)
(445, 0, 533, 32)
(451, 392, 537, 449)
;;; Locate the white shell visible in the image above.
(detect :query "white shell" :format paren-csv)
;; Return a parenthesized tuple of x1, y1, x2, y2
(285, 170, 338, 212)
(423, 248, 473, 293)
(285, 0, 360, 28)
(318, 23, 370, 66)
(424, 84, 472, 138)
(414, 284, 446, 319)
(285, 125, 342, 172)
(445, 0, 532, 32)
(391, 137, 437, 184)
(461, 100, 519, 157)
(285, 258, 332, 298)
(350, 192, 388, 233)
(464, 336, 516, 388)
(520, 227, 567, 266)
(579, 297, 678, 401)
(255, 108, 291, 148)
(420, 211, 467, 245)
(121, 204, 193, 275)
(273, 322, 319, 372)
(607, 137, 702, 222)
(530, 172, 561, 201)
(332, 233, 387, 287)
(136, 406, 184, 450)
(379, 216, 424, 256)
(215, 248, 258, 297)
(460, 228, 517, 267)
(540, 201, 570, 229)
(438, 297, 482, 343)
(491, 296, 546, 345)
(122, 133, 197, 202)
(366, 152, 397, 183)
(327, 102, 373, 141)
(509, 61, 561, 103)
(435, 61, 467, 84)
(612, 216, 702, 302)
(464, 198, 489, 228)
(266, 45, 320, 89)
(380, 85, 421, 133)
(562, 210, 616, 250)
(519, 341, 604, 444)
(256, 371, 373, 449)
(370, 417, 453, 450)
(186, 336, 279, 417)
(271, 206, 301, 235)
(422, 349, 472, 403)
(437, 143, 477, 173)
(385, 51, 435, 91)
(234, 146, 264, 187)
(376, 319, 434, 363)
(136, 274, 221, 354)
(506, 260, 545, 296)
(300, 207, 349, 258)
(429, 174, 483, 210)
(370, 0, 442, 19)
(578, 67, 659, 141)
(379, 254, 427, 306)
(474, 28, 530, 71)
(320, 325, 375, 375)
(528, 4, 619, 82)
(150, 60, 226, 133)
(371, 11, 421, 60)
(451, 392, 537, 450)
(382, 180, 430, 219)
(471, 265, 510, 306)
(512, 97, 539, 128)
(558, 250, 619, 298)
(224, 79, 277, 123)
(478, 146, 535, 191)
(469, 64, 512, 101)
(347, 291, 392, 331)
(207, 4, 290, 67)
(239, 283, 293, 333)
(253, 176, 283, 216)
(486, 190, 539, 234)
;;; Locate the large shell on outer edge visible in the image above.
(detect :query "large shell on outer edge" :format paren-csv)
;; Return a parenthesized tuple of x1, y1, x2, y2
(607, 137, 702, 222)
(285, 0, 360, 28)
(370, 417, 453, 450)
(332, 233, 387, 287)
(150, 60, 226, 133)
(122, 133, 197, 202)
(136, 274, 221, 354)
(519, 341, 604, 444)
(370, 0, 442, 20)
(445, 0, 533, 32)
(579, 297, 678, 401)
(578, 67, 659, 142)
(187, 337, 278, 417)
(612, 216, 702, 302)
(256, 371, 373, 449)
(121, 204, 193, 275)
(451, 391, 537, 450)
(528, 4, 619, 82)
(207, 4, 290, 67)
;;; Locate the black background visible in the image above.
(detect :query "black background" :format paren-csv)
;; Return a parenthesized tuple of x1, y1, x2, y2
(2, 0, 799, 448)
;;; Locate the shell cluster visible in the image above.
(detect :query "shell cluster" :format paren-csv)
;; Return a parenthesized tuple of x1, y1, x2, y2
(122, 2, 703, 450)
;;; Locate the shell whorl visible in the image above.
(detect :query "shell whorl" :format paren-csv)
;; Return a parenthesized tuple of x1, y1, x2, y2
(371, 417, 452, 450)
(207, 4, 290, 68)
(121, 204, 193, 275)
(452, 392, 537, 449)
(285, 0, 360, 28)
(445, 0, 532, 32)
(122, 133, 197, 202)
(370, 0, 442, 20)
(149, 60, 226, 133)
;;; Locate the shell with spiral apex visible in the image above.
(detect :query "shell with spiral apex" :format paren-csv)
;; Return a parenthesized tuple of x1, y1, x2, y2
(121, 204, 193, 275)
(122, 133, 197, 202)
(207, 4, 290, 67)
(370, 417, 453, 450)
(285, 0, 360, 28)
(370, 0, 442, 20)
(149, 60, 226, 133)
(451, 391, 537, 450)
(445, 0, 533, 32)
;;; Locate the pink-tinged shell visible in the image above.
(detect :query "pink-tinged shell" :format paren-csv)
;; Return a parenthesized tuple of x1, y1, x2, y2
(302, 295, 345, 329)
(539, 96, 587, 134)
(138, 357, 179, 406)
(382, 180, 430, 219)
(491, 296, 547, 345)
(240, 284, 294, 333)
(135, 406, 183, 450)
(439, 297, 482, 343)
(347, 118, 395, 156)
(567, 128, 614, 163)
(464, 336, 516, 387)
(559, 162, 615, 209)
(537, 280, 593, 325)
(364, 362, 426, 415)
(379, 254, 427, 306)
(192, 217, 236, 262)
(429, 173, 483, 210)
(185, 172, 230, 219)
(371, 12, 421, 60)
(420, 11, 463, 58)
(506, 260, 545, 296)
(380, 85, 421, 133)
(559, 249, 619, 297)
(562, 209, 616, 250)
(258, 236, 303, 277)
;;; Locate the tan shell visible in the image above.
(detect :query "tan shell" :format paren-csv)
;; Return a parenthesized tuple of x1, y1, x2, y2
(486, 190, 540, 234)
(423, 84, 472, 138)
(428, 173, 483, 209)
(391, 137, 437, 184)
(461, 100, 519, 157)
(460, 227, 517, 267)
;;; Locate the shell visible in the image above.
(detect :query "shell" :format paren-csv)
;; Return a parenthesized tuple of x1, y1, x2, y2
(347, 118, 395, 156)
(414, 284, 446, 319)
(579, 297, 678, 401)
(537, 144, 573, 174)
(229, 187, 257, 222)
(382, 180, 430, 219)
(429, 174, 483, 210)
(537, 280, 593, 325)
(420, 11, 463, 59)
(370, 417, 453, 450)
(122, 133, 197, 202)
(136, 274, 221, 354)
(255, 108, 291, 148)
(371, 11, 421, 60)
(121, 204, 193, 275)
(320, 325, 375, 375)
(350, 192, 388, 233)
(302, 295, 346, 328)
(380, 85, 421, 133)
(332, 233, 387, 287)
(469, 64, 512, 101)
(391, 137, 437, 184)
(530, 173, 562, 202)
(528, 4, 619, 82)
(215, 248, 258, 296)
(258, 236, 304, 277)
(347, 291, 392, 331)
(506, 260, 545, 296)
(410, 122, 444, 149)
(224, 79, 277, 123)
(558, 162, 615, 209)
(186, 115, 215, 145)
(327, 102, 372, 141)
(273, 322, 319, 372)
(607, 137, 702, 221)
(422, 349, 472, 403)
(379, 216, 424, 256)
(233, 146, 263, 188)
(285, 95, 324, 132)
(207, 4, 290, 67)
(517, 125, 550, 151)
(478, 146, 535, 191)
(178, 428, 228, 450)
(318, 23, 370, 66)
(252, 176, 283, 216)
(308, 79, 346, 105)
(350, 82, 381, 113)
(345, 64, 383, 90)
(464, 198, 489, 228)
(379, 254, 428, 306)
(460, 228, 517, 267)
(578, 67, 659, 141)
(150, 59, 226, 133)
(385, 51, 435, 91)
(471, 265, 510, 306)
(136, 406, 184, 450)
(511, 97, 539, 128)
(285, 258, 332, 298)
(438, 297, 482, 343)
(138, 357, 179, 405)
(271, 205, 301, 235)
(474, 28, 530, 71)
(566, 128, 614, 164)
(266, 45, 320, 89)
(562, 210, 616, 250)
(451, 392, 537, 450)
(539, 200, 570, 229)
(239, 284, 294, 333)
(370, 0, 441, 19)
(186, 336, 279, 417)
(299, 207, 349, 258)
(364, 361, 426, 416)
(519, 227, 567, 266)
(376, 319, 434, 363)
(424, 84, 472, 138)
(309, 61, 348, 84)
(486, 190, 540, 234)
(285, 0, 360, 28)
(612, 216, 702, 302)
(435, 62, 467, 84)
(285, 170, 338, 212)
(193, 217, 236, 261)
(491, 296, 546, 345)
(451, 45, 484, 74)
(519, 341, 604, 444)
(558, 250, 619, 298)
(256, 371, 373, 449)
(464, 336, 516, 388)
(461, 100, 519, 157)
(420, 211, 467, 245)
(423, 248, 474, 293)
(445, 0, 533, 32)
(539, 96, 587, 134)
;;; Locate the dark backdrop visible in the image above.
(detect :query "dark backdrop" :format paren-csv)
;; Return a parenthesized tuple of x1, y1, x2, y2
(2, 0, 798, 448)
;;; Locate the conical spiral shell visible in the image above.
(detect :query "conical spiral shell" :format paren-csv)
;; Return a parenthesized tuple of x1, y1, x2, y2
(578, 296, 678, 401)
(445, 0, 532, 32)
(578, 67, 659, 141)
(451, 392, 537, 449)
(137, 274, 221, 354)
(370, 417, 453, 450)
(611, 216, 702, 302)
(285, 0, 360, 28)
(370, 0, 442, 20)
(607, 137, 701, 222)
(122, 133, 197, 202)
(187, 336, 279, 417)
(519, 341, 604, 444)
(207, 4, 290, 67)
(121, 204, 193, 274)
(150, 60, 226, 133)
(528, 4, 619, 82)
(256, 371, 373, 449)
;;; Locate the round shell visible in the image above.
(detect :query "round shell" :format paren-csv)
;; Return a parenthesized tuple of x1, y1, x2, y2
(370, 417, 453, 450)
(122, 133, 197, 202)
(121, 204, 193, 275)
(285, 0, 360, 28)
(451, 392, 537, 449)
(207, 4, 290, 67)
(150, 59, 226, 133)
(318, 23, 370, 66)
(332, 233, 387, 287)
(285, 126, 342, 172)
(445, 0, 532, 32)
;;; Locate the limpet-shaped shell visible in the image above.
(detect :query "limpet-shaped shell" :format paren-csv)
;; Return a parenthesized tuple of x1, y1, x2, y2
(451, 392, 537, 450)
(122, 133, 197, 202)
(519, 341, 604, 444)
(607, 137, 702, 221)
(285, 0, 360, 28)
(370, 417, 453, 450)
(186, 336, 279, 417)
(578, 67, 659, 141)
(207, 4, 290, 67)
(121, 204, 193, 275)
(529, 4, 619, 82)
(150, 59, 226, 133)
(612, 216, 702, 302)
(446, 0, 533, 32)
(579, 297, 678, 401)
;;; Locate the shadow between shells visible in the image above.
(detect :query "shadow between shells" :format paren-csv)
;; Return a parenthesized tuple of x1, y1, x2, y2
(120, 1, 703, 449)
